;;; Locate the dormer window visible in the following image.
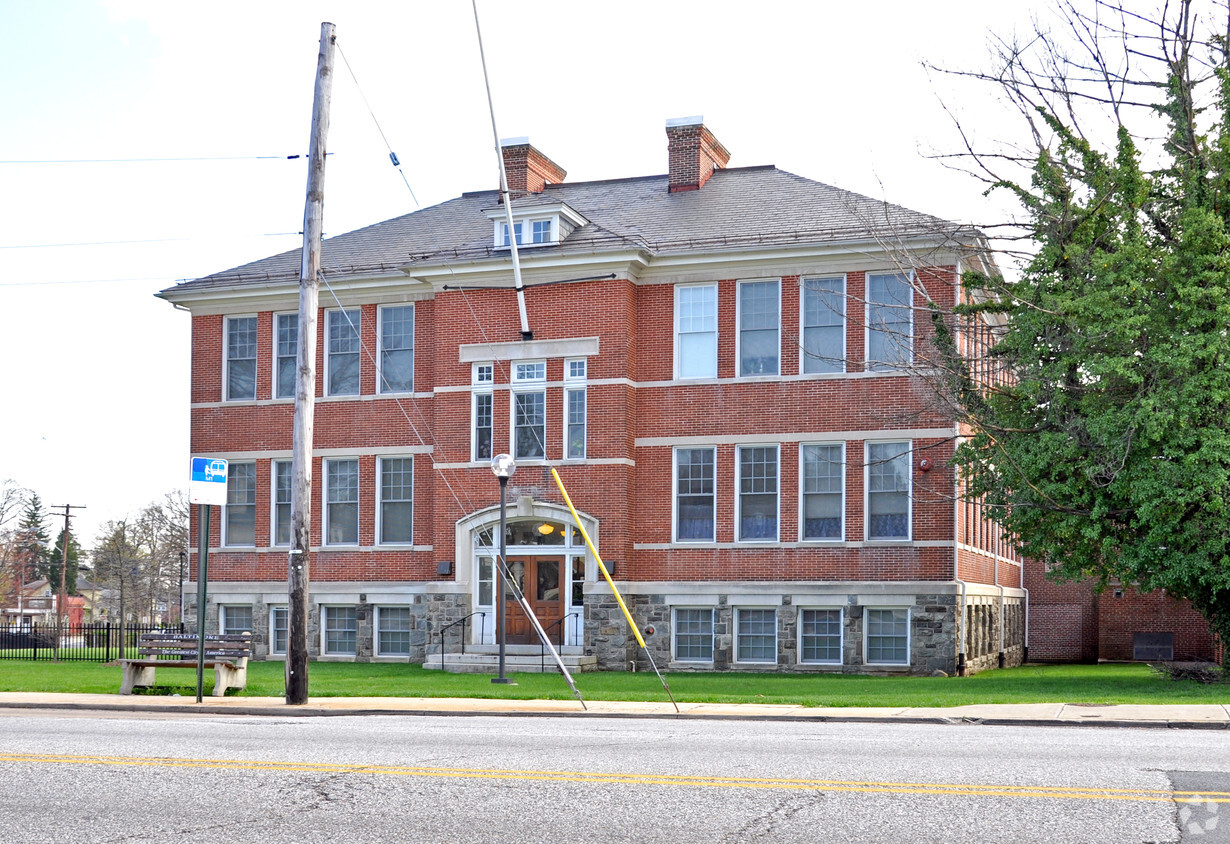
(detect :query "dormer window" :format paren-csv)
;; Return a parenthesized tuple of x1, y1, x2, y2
(486, 201, 587, 250)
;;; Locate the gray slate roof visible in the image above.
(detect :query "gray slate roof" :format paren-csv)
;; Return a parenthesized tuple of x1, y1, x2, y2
(162, 166, 962, 293)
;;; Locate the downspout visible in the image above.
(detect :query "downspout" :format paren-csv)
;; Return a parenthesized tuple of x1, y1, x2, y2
(952, 256, 968, 677)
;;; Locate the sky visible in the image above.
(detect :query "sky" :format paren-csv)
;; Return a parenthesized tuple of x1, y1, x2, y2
(0, 0, 1044, 546)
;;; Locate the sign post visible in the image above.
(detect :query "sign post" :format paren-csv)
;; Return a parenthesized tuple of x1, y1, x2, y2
(189, 458, 228, 703)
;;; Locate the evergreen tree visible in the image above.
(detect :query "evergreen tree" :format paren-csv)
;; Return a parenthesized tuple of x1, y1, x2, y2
(46, 528, 82, 596)
(13, 493, 50, 591)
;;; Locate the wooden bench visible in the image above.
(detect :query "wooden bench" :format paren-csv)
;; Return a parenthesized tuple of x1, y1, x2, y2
(118, 631, 251, 696)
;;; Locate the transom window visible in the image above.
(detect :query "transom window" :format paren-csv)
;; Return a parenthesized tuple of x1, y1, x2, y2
(676, 284, 717, 379)
(378, 305, 414, 393)
(474, 363, 494, 384)
(738, 280, 780, 376)
(800, 608, 842, 664)
(802, 444, 843, 540)
(673, 608, 714, 661)
(275, 313, 298, 399)
(225, 316, 257, 401)
(737, 446, 778, 541)
(802, 276, 845, 374)
(867, 442, 910, 540)
(327, 309, 361, 396)
(867, 272, 914, 371)
(675, 447, 716, 542)
(513, 361, 545, 382)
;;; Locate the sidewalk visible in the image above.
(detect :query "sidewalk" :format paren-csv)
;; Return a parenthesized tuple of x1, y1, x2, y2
(1, 692, 1228, 729)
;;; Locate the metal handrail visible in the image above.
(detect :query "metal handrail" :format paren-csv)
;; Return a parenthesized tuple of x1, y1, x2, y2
(435, 611, 486, 672)
(541, 611, 581, 673)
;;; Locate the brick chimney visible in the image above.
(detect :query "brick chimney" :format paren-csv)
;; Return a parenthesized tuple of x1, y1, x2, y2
(500, 138, 567, 195)
(666, 116, 731, 193)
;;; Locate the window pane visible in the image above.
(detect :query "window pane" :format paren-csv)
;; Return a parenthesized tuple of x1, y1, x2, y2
(676, 448, 715, 541)
(532, 219, 551, 243)
(274, 460, 292, 546)
(325, 606, 357, 654)
(326, 459, 359, 545)
(226, 317, 257, 401)
(327, 309, 360, 395)
(739, 446, 778, 541)
(478, 557, 493, 606)
(276, 313, 298, 399)
(739, 281, 780, 376)
(801, 608, 842, 663)
(571, 557, 585, 607)
(803, 277, 844, 374)
(514, 392, 545, 459)
(380, 457, 413, 544)
(378, 606, 412, 655)
(566, 388, 586, 459)
(868, 442, 910, 539)
(270, 606, 288, 654)
(674, 608, 713, 661)
(379, 306, 414, 393)
(677, 285, 717, 378)
(867, 608, 909, 664)
(737, 608, 777, 662)
(225, 463, 255, 546)
(474, 393, 493, 461)
(867, 273, 912, 371)
(803, 444, 843, 540)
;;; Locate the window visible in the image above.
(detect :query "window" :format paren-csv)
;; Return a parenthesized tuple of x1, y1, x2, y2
(473, 392, 493, 461)
(802, 444, 843, 540)
(325, 458, 359, 545)
(269, 606, 288, 655)
(736, 608, 777, 663)
(225, 316, 257, 401)
(326, 309, 360, 395)
(500, 218, 554, 247)
(224, 462, 256, 546)
(477, 556, 494, 606)
(800, 608, 842, 664)
(512, 361, 546, 460)
(673, 608, 714, 661)
(378, 457, 413, 545)
(323, 606, 357, 655)
(272, 460, 292, 546)
(275, 313, 298, 399)
(500, 221, 523, 246)
(867, 272, 913, 371)
(474, 363, 494, 384)
(675, 447, 716, 541)
(802, 276, 845, 374)
(676, 284, 717, 379)
(565, 363, 586, 460)
(867, 442, 910, 540)
(376, 606, 412, 656)
(220, 604, 252, 636)
(531, 219, 552, 243)
(738, 280, 780, 376)
(738, 446, 778, 541)
(866, 607, 909, 664)
(378, 305, 414, 393)
(570, 556, 585, 607)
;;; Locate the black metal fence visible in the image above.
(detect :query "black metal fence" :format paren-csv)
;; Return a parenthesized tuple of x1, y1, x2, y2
(0, 621, 185, 662)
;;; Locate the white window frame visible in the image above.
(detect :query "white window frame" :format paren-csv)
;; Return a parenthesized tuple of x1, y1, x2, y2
(224, 314, 258, 402)
(377, 456, 414, 546)
(473, 362, 494, 385)
(511, 360, 547, 461)
(563, 357, 587, 460)
(223, 461, 256, 547)
(864, 606, 911, 666)
(865, 271, 915, 372)
(219, 604, 253, 636)
(377, 304, 415, 394)
(321, 605, 358, 656)
(800, 443, 845, 542)
(269, 605, 289, 656)
(271, 459, 292, 547)
(673, 446, 717, 543)
(325, 307, 361, 396)
(800, 275, 846, 374)
(734, 607, 778, 664)
(497, 217, 555, 248)
(798, 606, 844, 665)
(273, 312, 298, 400)
(675, 283, 718, 380)
(323, 457, 360, 546)
(736, 278, 781, 377)
(472, 390, 494, 462)
(736, 444, 779, 543)
(374, 605, 413, 657)
(672, 607, 715, 663)
(865, 441, 912, 541)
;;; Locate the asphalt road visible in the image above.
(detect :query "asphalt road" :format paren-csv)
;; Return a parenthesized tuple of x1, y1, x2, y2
(1, 709, 1227, 843)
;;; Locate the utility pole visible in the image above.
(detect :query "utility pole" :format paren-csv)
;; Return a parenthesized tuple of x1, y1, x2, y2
(287, 21, 335, 706)
(49, 503, 85, 662)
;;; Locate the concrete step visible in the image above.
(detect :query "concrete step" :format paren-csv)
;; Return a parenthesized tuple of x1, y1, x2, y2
(424, 650, 599, 674)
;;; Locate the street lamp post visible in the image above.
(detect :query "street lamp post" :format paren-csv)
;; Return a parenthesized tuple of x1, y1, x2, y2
(490, 453, 516, 685)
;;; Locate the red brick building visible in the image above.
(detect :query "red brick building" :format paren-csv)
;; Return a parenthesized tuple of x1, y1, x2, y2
(159, 118, 1028, 675)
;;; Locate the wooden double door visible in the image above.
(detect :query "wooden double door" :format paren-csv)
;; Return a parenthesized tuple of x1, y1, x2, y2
(500, 555, 564, 645)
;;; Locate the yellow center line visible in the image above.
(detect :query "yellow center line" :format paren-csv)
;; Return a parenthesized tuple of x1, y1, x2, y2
(3, 752, 1227, 803)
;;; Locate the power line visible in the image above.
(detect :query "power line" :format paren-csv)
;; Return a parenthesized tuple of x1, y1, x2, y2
(0, 232, 300, 250)
(0, 154, 318, 165)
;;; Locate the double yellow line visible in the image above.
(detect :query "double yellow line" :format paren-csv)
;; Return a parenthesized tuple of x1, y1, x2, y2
(4, 751, 1227, 803)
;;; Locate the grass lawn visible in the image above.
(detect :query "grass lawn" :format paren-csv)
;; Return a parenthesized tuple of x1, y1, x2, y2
(0, 660, 1226, 706)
